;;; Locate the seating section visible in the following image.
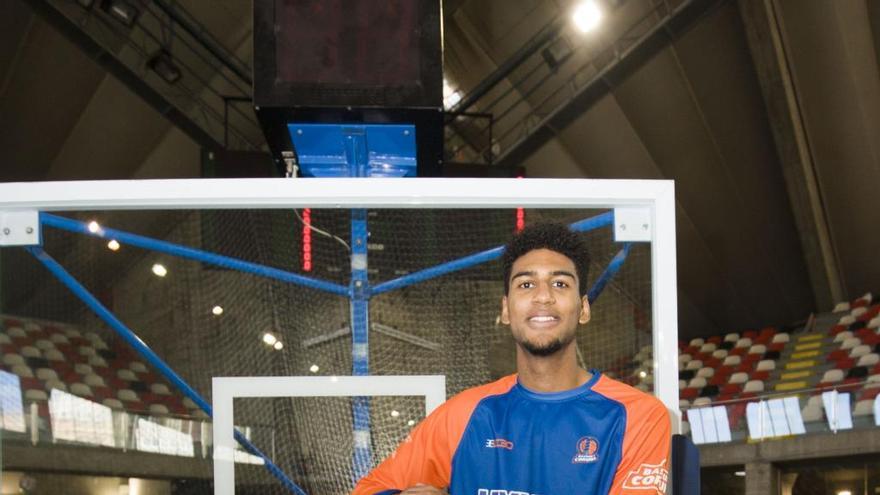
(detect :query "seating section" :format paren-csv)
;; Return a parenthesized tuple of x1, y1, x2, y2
(1, 316, 206, 423)
(630, 292, 880, 431)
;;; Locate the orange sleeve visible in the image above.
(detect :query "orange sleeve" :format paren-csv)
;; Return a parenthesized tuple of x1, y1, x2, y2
(595, 378, 672, 495)
(351, 375, 517, 495)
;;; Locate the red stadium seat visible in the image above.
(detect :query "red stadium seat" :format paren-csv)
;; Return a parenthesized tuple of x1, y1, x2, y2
(835, 358, 856, 370)
(860, 388, 880, 401)
(743, 330, 758, 339)
(751, 371, 770, 381)
(830, 325, 848, 335)
(828, 349, 849, 362)
(680, 388, 699, 400)
(768, 342, 786, 352)
(707, 336, 722, 344)
(721, 384, 743, 396)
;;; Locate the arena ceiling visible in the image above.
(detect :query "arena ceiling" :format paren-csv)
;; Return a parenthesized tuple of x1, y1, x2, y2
(0, 0, 878, 341)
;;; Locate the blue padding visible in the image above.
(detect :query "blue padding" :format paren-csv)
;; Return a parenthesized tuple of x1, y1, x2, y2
(25, 246, 308, 495)
(289, 123, 417, 178)
(671, 434, 700, 495)
(587, 242, 632, 304)
(372, 212, 615, 296)
(40, 213, 348, 297)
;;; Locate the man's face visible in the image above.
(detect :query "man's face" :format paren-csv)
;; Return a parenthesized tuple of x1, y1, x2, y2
(501, 248, 590, 357)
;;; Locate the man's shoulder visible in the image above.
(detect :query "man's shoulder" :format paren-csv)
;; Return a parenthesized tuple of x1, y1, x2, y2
(443, 374, 518, 411)
(592, 374, 667, 413)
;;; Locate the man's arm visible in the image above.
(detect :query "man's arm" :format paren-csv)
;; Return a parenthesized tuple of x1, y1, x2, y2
(608, 397, 672, 495)
(351, 403, 454, 495)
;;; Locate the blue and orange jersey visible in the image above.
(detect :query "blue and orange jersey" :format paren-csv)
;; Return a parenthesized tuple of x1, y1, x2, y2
(352, 371, 671, 495)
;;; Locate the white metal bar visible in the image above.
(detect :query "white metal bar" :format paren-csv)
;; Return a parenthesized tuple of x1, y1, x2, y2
(651, 181, 681, 432)
(0, 178, 670, 210)
(212, 375, 446, 495)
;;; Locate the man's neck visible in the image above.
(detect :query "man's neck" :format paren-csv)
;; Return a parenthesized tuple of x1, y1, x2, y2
(515, 343, 592, 393)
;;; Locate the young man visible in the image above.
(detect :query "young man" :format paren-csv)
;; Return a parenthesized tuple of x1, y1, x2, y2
(353, 223, 671, 495)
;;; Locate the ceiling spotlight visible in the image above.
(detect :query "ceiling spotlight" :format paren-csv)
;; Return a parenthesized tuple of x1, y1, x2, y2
(638, 371, 647, 378)
(151, 263, 167, 277)
(273, 341, 283, 350)
(262, 333, 277, 346)
(407, 420, 415, 426)
(148, 50, 182, 84)
(836, 491, 851, 495)
(572, 1, 602, 33)
(211, 305, 223, 316)
(309, 364, 319, 373)
(100, 0, 139, 27)
(734, 471, 746, 477)
(107, 239, 120, 251)
(88, 221, 100, 233)
(390, 410, 400, 418)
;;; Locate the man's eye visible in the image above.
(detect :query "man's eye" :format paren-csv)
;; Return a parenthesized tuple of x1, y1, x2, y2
(519, 281, 535, 289)
(552, 281, 569, 288)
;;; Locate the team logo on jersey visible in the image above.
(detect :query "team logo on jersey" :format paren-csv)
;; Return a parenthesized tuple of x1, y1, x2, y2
(571, 436, 599, 463)
(622, 460, 669, 493)
(485, 438, 514, 450)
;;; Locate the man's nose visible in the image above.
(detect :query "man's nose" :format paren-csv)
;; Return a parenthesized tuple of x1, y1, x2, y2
(533, 283, 555, 303)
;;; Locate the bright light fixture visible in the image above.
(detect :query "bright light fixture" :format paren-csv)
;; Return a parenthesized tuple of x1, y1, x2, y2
(262, 333, 277, 346)
(837, 491, 852, 495)
(638, 370, 647, 378)
(212, 305, 223, 316)
(151, 263, 167, 277)
(309, 364, 319, 373)
(572, 1, 602, 33)
(407, 420, 415, 426)
(734, 471, 746, 477)
(107, 239, 120, 251)
(88, 221, 100, 233)
(273, 341, 284, 350)
(390, 410, 400, 418)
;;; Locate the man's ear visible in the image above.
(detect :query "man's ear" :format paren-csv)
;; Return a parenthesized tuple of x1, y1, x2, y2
(579, 296, 591, 325)
(500, 295, 510, 325)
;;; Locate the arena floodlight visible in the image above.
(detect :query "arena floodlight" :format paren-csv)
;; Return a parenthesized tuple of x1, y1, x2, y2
(100, 0, 139, 27)
(572, 1, 603, 33)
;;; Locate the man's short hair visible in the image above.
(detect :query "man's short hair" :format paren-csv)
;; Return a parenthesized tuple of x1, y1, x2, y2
(502, 222, 591, 296)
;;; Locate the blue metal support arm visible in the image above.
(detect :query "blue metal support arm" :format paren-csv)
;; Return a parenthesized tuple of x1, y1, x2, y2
(372, 211, 614, 296)
(40, 213, 348, 297)
(25, 246, 308, 495)
(587, 243, 632, 304)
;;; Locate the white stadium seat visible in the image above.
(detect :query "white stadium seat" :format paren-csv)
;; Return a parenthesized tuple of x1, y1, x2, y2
(74, 363, 93, 375)
(149, 404, 170, 415)
(771, 333, 790, 344)
(735, 338, 752, 349)
(833, 331, 853, 343)
(689, 338, 705, 347)
(841, 337, 861, 351)
(3, 354, 25, 366)
(45, 380, 67, 392)
(832, 301, 850, 313)
(696, 367, 715, 378)
(850, 344, 871, 358)
(686, 360, 703, 371)
(748, 344, 767, 355)
(117, 369, 137, 381)
(84, 374, 106, 388)
(35, 368, 58, 381)
(679, 380, 687, 390)
(20, 346, 41, 358)
(856, 353, 879, 367)
(88, 356, 108, 368)
(24, 322, 42, 333)
(151, 383, 171, 395)
(34, 339, 54, 350)
(838, 315, 856, 326)
(688, 377, 707, 389)
(851, 307, 868, 318)
(118, 389, 139, 402)
(24, 389, 48, 401)
(806, 395, 823, 409)
(723, 355, 742, 367)
(102, 398, 124, 409)
(44, 349, 65, 362)
(7, 327, 26, 338)
(49, 333, 70, 344)
(821, 369, 844, 383)
(756, 359, 776, 372)
(743, 380, 764, 393)
(679, 399, 690, 408)
(801, 405, 823, 422)
(78, 346, 96, 357)
(0, 334, 10, 345)
(64, 329, 82, 339)
(12, 364, 34, 378)
(723, 333, 740, 343)
(869, 316, 880, 329)
(70, 383, 93, 397)
(182, 398, 198, 410)
(712, 349, 728, 359)
(693, 397, 711, 407)
(130, 361, 149, 373)
(729, 372, 749, 384)
(699, 343, 717, 353)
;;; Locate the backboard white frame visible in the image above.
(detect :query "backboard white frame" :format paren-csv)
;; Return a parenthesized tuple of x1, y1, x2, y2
(0, 177, 680, 481)
(212, 375, 446, 495)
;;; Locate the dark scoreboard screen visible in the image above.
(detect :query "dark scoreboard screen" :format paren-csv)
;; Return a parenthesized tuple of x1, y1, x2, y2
(275, 0, 421, 87)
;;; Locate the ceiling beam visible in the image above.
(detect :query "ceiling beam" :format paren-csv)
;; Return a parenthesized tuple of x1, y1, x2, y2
(738, 0, 844, 310)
